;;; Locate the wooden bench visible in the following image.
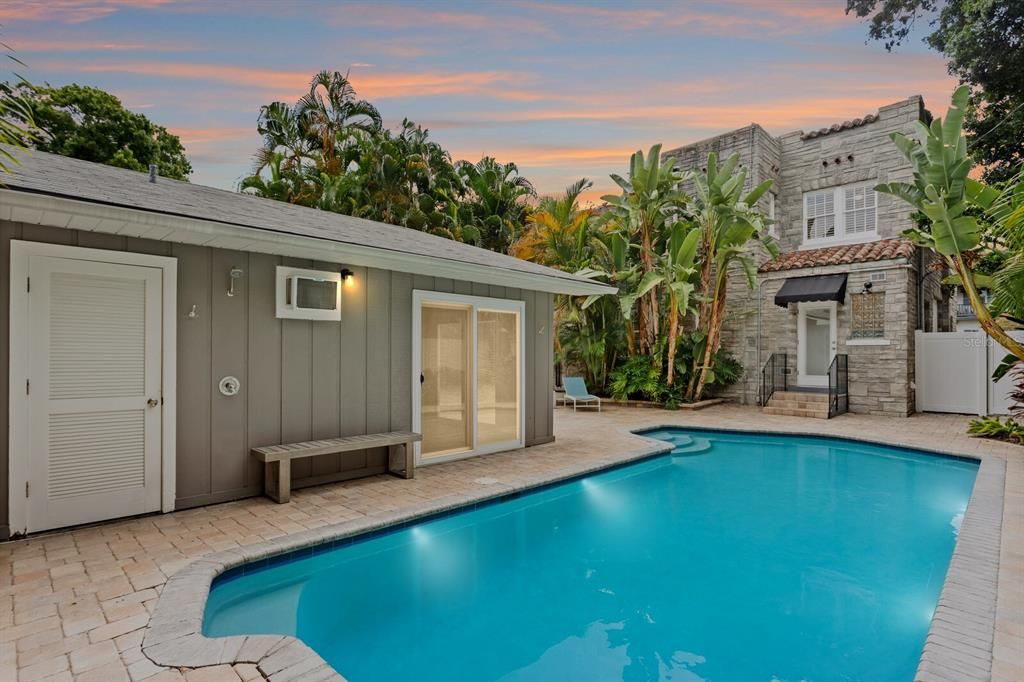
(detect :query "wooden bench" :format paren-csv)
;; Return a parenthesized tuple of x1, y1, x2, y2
(251, 431, 421, 503)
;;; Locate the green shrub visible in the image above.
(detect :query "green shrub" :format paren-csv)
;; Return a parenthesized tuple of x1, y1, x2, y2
(607, 334, 744, 407)
(609, 355, 662, 401)
(967, 416, 1024, 445)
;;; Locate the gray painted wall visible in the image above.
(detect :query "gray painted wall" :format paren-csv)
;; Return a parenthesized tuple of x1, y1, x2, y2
(0, 221, 555, 538)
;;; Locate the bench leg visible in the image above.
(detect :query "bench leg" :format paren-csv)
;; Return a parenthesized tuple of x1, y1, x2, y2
(264, 460, 291, 503)
(388, 443, 415, 480)
(404, 439, 415, 479)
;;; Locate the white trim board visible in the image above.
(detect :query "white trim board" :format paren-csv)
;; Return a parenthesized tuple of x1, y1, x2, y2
(411, 290, 527, 467)
(0, 189, 613, 297)
(8, 240, 177, 535)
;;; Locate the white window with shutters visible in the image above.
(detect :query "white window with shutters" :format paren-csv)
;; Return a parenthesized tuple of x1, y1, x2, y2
(802, 182, 878, 247)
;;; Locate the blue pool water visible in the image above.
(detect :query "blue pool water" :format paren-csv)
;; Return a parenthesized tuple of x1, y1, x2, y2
(204, 429, 978, 682)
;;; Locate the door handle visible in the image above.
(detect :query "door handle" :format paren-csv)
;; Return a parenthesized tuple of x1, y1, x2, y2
(420, 373, 425, 385)
(147, 398, 160, 408)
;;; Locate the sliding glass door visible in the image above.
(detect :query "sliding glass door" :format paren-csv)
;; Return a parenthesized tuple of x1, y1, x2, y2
(415, 292, 524, 463)
(420, 304, 473, 457)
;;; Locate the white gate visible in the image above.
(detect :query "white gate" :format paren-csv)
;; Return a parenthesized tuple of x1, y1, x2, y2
(916, 330, 1024, 415)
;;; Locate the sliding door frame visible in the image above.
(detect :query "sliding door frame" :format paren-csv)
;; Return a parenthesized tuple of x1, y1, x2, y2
(411, 290, 526, 466)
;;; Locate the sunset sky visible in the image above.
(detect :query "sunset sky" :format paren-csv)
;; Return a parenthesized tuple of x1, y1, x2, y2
(2, 0, 955, 203)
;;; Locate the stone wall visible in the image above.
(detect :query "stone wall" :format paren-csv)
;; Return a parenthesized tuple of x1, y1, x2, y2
(662, 96, 941, 416)
(774, 96, 927, 252)
(748, 260, 916, 416)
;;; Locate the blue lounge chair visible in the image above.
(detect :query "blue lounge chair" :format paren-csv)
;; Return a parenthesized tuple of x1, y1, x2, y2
(563, 377, 601, 412)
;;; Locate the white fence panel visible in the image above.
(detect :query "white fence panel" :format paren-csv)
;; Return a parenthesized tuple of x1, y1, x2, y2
(988, 331, 1024, 415)
(916, 331, 986, 415)
(916, 330, 1024, 415)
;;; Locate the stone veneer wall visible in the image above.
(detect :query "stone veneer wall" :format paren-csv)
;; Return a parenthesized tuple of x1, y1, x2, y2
(664, 96, 947, 416)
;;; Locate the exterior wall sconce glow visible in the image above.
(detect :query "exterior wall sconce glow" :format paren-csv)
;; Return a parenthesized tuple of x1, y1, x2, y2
(340, 268, 355, 288)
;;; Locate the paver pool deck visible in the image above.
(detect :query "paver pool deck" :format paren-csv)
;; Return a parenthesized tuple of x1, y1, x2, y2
(1, 404, 1021, 682)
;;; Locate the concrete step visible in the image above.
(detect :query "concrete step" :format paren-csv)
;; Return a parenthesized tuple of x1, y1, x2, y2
(771, 391, 829, 404)
(761, 405, 829, 419)
(767, 392, 834, 411)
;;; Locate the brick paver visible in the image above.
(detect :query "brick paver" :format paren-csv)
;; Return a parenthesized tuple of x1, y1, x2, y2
(1, 405, 1020, 681)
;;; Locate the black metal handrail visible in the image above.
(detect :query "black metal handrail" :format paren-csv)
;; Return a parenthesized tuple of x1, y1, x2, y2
(760, 353, 787, 406)
(828, 354, 849, 417)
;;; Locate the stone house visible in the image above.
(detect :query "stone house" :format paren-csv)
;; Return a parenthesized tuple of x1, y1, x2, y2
(663, 96, 950, 417)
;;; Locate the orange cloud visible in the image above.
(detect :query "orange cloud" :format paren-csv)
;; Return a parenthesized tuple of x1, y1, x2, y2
(453, 87, 960, 133)
(56, 60, 541, 102)
(450, 145, 642, 167)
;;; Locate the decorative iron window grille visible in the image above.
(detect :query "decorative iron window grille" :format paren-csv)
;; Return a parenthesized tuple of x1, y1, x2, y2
(851, 291, 885, 338)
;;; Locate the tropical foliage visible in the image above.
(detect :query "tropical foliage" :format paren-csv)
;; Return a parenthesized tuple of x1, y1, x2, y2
(241, 71, 534, 252)
(967, 415, 1024, 445)
(513, 145, 773, 405)
(0, 42, 33, 175)
(876, 85, 1024, 363)
(5, 82, 191, 179)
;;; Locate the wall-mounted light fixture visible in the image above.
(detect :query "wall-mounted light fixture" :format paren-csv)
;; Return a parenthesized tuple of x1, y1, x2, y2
(340, 268, 354, 287)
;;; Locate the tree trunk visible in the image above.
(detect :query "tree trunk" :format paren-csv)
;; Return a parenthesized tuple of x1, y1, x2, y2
(687, 221, 715, 398)
(639, 227, 658, 355)
(692, 279, 728, 402)
(954, 255, 1024, 361)
(666, 294, 679, 385)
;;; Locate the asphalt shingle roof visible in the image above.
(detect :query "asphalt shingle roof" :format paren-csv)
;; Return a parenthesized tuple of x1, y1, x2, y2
(2, 147, 606, 291)
(758, 237, 916, 273)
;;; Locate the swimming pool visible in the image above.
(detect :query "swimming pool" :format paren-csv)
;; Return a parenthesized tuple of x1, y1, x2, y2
(204, 429, 978, 682)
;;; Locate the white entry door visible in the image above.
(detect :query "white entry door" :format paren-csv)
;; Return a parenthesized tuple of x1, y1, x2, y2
(797, 302, 837, 387)
(24, 255, 164, 532)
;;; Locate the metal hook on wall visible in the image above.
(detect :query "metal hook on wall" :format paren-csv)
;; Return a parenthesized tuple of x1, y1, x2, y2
(228, 267, 244, 297)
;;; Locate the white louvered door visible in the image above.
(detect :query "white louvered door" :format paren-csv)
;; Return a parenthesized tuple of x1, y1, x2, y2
(27, 256, 163, 532)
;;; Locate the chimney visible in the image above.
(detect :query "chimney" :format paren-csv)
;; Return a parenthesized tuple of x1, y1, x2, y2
(149, 164, 157, 183)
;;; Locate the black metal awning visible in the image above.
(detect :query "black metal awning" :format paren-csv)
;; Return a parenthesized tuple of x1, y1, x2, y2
(774, 273, 847, 307)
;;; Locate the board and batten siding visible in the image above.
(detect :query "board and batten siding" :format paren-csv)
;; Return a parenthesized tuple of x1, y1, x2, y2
(0, 220, 555, 538)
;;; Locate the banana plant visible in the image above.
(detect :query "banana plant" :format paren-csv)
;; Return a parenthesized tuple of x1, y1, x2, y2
(876, 85, 1024, 362)
(685, 151, 776, 402)
(601, 144, 691, 356)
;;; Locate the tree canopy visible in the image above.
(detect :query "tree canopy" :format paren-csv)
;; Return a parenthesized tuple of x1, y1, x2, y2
(6, 82, 192, 180)
(241, 71, 535, 253)
(847, 0, 1024, 182)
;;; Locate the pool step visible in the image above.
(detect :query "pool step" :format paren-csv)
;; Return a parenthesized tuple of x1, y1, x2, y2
(667, 434, 693, 447)
(763, 391, 830, 419)
(673, 436, 711, 455)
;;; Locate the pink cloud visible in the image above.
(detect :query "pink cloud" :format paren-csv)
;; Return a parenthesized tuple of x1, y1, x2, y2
(516, 0, 853, 36)
(335, 3, 553, 37)
(0, 0, 176, 24)
(9, 37, 194, 52)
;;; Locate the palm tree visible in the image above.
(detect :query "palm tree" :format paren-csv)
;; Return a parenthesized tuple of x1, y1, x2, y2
(600, 144, 689, 356)
(684, 152, 776, 402)
(295, 70, 381, 175)
(0, 42, 34, 174)
(254, 101, 314, 177)
(457, 157, 535, 252)
(510, 178, 594, 263)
